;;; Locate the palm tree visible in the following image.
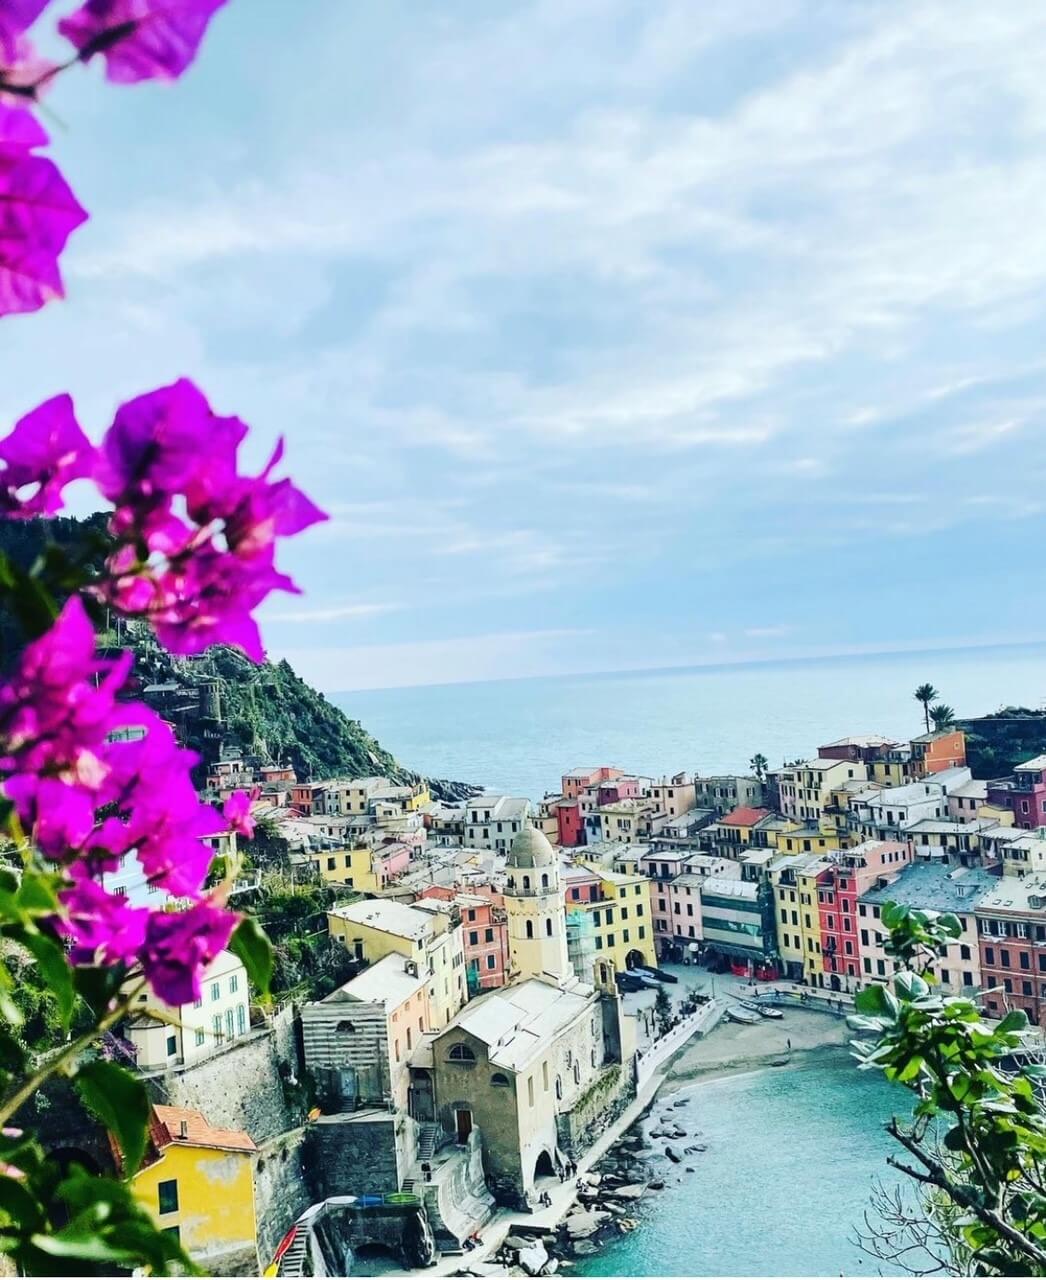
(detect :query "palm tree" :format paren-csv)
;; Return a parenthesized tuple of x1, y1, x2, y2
(930, 703, 956, 731)
(913, 683, 939, 734)
(749, 753, 768, 781)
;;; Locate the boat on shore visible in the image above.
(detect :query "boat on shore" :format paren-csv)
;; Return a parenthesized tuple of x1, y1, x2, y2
(738, 999, 784, 1021)
(726, 1006, 761, 1025)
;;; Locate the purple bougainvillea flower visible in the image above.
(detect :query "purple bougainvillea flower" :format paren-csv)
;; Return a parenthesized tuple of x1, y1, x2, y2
(223, 787, 259, 839)
(60, 869, 150, 968)
(141, 898, 237, 1006)
(94, 378, 327, 661)
(0, 126, 88, 315)
(95, 376, 214, 510)
(0, 0, 51, 62)
(58, 0, 227, 84)
(0, 393, 95, 517)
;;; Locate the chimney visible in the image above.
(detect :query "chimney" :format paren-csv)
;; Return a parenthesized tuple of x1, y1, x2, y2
(179, 1120, 188, 1140)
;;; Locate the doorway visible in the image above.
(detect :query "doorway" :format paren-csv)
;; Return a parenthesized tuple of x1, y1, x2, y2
(455, 1107, 473, 1144)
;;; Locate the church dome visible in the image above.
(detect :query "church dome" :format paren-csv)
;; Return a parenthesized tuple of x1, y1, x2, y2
(507, 825, 556, 869)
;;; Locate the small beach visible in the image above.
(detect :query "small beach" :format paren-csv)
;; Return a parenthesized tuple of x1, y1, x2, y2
(664, 1003, 852, 1089)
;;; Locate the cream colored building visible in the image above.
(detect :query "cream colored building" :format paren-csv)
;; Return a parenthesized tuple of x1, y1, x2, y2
(328, 897, 467, 1029)
(503, 827, 572, 983)
(124, 950, 250, 1072)
(777, 758, 869, 823)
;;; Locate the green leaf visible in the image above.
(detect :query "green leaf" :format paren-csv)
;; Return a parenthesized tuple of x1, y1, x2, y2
(18, 931, 74, 1031)
(230, 915, 273, 998)
(16, 871, 61, 918)
(997, 1009, 1029, 1034)
(0, 1174, 43, 1232)
(75, 1061, 150, 1177)
(28, 1230, 137, 1264)
(855, 984, 890, 1016)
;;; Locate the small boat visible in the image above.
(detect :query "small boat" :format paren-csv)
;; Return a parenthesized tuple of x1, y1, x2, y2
(738, 999, 784, 1020)
(726, 1006, 761, 1025)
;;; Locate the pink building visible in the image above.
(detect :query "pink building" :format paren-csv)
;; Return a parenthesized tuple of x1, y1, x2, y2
(562, 863, 601, 905)
(562, 766, 623, 800)
(987, 755, 1046, 830)
(372, 841, 412, 888)
(818, 840, 911, 990)
(555, 798, 585, 847)
(419, 885, 509, 990)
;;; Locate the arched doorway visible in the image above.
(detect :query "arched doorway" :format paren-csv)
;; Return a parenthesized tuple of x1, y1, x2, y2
(829, 973, 841, 992)
(349, 1241, 402, 1277)
(534, 1149, 555, 1180)
(625, 949, 645, 970)
(409, 1068, 434, 1122)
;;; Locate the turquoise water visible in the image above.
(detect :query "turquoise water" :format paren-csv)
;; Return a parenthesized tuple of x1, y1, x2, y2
(575, 1054, 910, 1277)
(335, 642, 1046, 797)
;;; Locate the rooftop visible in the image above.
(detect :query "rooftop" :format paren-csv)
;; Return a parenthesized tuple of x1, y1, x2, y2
(860, 862, 997, 913)
(820, 734, 898, 749)
(721, 805, 772, 827)
(331, 954, 427, 1010)
(701, 877, 757, 900)
(442, 977, 594, 1071)
(1016, 755, 1046, 773)
(329, 898, 434, 942)
(962, 874, 1046, 915)
(150, 1106, 256, 1155)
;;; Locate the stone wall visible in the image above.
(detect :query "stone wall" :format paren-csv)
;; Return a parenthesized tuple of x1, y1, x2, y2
(147, 1015, 302, 1144)
(422, 1128, 494, 1248)
(555, 1062, 634, 1156)
(635, 1000, 722, 1090)
(253, 1126, 312, 1268)
(305, 1114, 401, 1199)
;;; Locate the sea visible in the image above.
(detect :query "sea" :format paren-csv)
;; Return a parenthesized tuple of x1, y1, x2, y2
(573, 1053, 911, 1278)
(334, 641, 1046, 798)
(332, 644, 1028, 1275)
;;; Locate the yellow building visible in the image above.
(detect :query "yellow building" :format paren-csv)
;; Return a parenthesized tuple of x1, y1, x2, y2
(796, 856, 834, 983)
(133, 1105, 257, 1276)
(775, 826, 843, 858)
(576, 864, 656, 970)
(327, 897, 467, 1029)
(776, 758, 869, 822)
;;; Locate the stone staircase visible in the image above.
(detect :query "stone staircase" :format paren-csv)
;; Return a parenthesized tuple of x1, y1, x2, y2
(276, 1229, 309, 1277)
(417, 1123, 438, 1161)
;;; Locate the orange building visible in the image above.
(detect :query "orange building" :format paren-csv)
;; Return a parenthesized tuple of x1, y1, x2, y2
(911, 730, 966, 776)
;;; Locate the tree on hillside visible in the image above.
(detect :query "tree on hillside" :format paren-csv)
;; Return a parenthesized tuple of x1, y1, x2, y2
(914, 683, 940, 734)
(750, 753, 769, 781)
(929, 704, 956, 732)
(851, 907, 1046, 1275)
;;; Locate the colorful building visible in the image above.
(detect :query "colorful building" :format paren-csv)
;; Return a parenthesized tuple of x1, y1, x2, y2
(465, 794, 532, 853)
(859, 862, 994, 996)
(123, 950, 250, 1072)
(327, 897, 467, 1029)
(573, 863, 656, 971)
(776, 758, 869, 823)
(133, 1105, 257, 1276)
(307, 841, 411, 891)
(976, 875, 1046, 1027)
(910, 729, 966, 776)
(699, 875, 778, 976)
(561, 766, 623, 799)
(768, 853, 823, 980)
(816, 841, 911, 991)
(988, 755, 1046, 831)
(694, 775, 765, 816)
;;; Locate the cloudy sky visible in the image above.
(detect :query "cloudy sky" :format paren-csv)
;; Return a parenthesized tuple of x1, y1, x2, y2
(6, 2, 1046, 690)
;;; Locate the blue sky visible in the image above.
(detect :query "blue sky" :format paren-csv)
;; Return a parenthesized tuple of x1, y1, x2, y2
(5, 1, 1046, 690)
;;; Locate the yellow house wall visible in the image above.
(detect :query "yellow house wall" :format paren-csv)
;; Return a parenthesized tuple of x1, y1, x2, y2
(134, 1144, 256, 1270)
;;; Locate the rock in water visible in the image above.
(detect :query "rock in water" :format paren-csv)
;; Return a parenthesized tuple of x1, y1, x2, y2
(665, 1146, 681, 1163)
(614, 1185, 646, 1201)
(519, 1242, 549, 1276)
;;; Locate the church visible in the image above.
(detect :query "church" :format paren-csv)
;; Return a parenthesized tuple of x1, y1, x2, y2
(428, 826, 634, 1207)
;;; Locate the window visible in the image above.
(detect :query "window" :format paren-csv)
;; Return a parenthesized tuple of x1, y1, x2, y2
(960, 944, 971, 960)
(546, 919, 553, 937)
(158, 1180, 179, 1215)
(195, 1027, 206, 1046)
(225, 1007, 234, 1037)
(1001, 950, 1011, 968)
(192, 997, 202, 1010)
(485, 928, 494, 943)
(327, 856, 336, 870)
(986, 946, 995, 965)
(525, 920, 534, 939)
(469, 930, 479, 945)
(522, 875, 531, 890)
(210, 982, 220, 1002)
(486, 954, 496, 969)
(213, 1014, 223, 1045)
(448, 1044, 475, 1062)
(528, 1076, 535, 1106)
(237, 1004, 246, 1035)
(229, 974, 239, 994)
(491, 1072, 510, 1087)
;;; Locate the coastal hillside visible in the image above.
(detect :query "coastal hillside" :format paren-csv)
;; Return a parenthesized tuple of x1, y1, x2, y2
(959, 708, 1046, 779)
(0, 515, 473, 798)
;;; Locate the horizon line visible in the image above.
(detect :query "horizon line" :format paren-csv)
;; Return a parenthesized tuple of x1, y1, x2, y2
(327, 634, 1046, 699)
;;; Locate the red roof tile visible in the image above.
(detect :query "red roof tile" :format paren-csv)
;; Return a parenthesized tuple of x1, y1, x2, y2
(151, 1105, 257, 1154)
(721, 806, 771, 827)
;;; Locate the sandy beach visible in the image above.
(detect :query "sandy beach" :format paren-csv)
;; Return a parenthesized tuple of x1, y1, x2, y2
(664, 1004, 851, 1089)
